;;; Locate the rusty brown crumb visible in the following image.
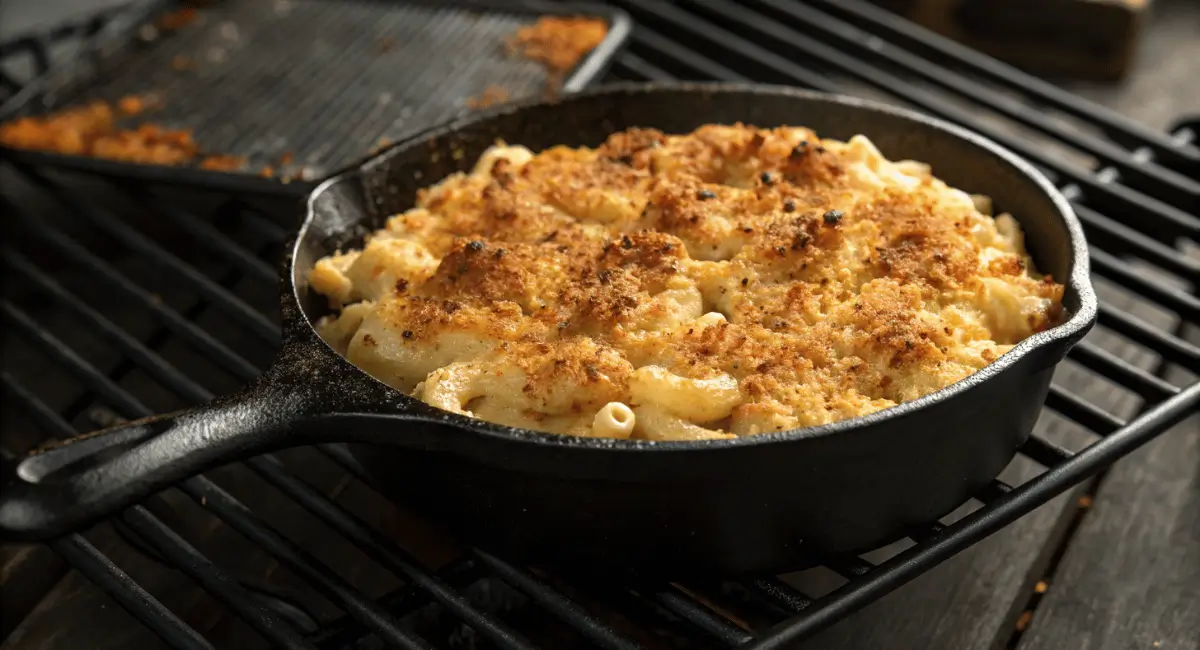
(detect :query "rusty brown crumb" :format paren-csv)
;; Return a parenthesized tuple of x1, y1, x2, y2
(259, 165, 275, 178)
(117, 95, 149, 116)
(1015, 611, 1034, 632)
(171, 55, 196, 71)
(370, 137, 393, 154)
(278, 151, 294, 166)
(199, 154, 247, 171)
(507, 16, 607, 74)
(1078, 495, 1093, 508)
(377, 36, 397, 53)
(465, 85, 511, 110)
(158, 8, 197, 31)
(1034, 581, 1047, 593)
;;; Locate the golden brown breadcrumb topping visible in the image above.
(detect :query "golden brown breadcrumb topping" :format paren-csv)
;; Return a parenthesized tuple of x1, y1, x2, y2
(312, 124, 1064, 438)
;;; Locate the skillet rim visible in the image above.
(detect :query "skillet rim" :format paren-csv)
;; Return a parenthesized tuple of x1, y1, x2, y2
(295, 81, 1098, 452)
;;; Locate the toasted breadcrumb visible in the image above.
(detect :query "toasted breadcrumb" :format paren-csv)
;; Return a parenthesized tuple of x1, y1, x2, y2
(312, 124, 1065, 438)
(465, 85, 511, 110)
(507, 16, 608, 72)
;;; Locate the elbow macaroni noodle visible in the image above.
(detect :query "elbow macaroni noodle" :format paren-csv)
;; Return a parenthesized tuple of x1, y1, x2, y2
(312, 125, 1064, 440)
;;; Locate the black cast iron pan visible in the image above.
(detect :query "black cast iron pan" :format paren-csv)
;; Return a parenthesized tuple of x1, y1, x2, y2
(0, 83, 1097, 576)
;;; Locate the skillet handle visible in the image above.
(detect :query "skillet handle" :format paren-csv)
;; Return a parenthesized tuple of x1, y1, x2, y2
(0, 350, 404, 542)
(0, 381, 294, 542)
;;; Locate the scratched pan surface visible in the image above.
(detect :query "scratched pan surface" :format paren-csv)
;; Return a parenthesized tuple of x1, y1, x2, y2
(0, 84, 1096, 577)
(0, 0, 631, 195)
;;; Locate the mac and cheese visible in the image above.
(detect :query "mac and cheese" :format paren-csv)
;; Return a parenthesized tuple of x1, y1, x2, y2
(311, 125, 1064, 440)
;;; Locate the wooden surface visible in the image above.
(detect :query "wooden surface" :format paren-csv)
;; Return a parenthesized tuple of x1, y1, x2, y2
(1018, 410, 1199, 650)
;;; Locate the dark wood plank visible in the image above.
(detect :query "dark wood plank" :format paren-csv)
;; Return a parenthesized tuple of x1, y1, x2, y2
(1016, 409, 1198, 650)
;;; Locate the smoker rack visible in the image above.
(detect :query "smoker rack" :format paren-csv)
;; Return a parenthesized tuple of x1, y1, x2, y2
(1, 0, 1197, 649)
(0, 0, 632, 195)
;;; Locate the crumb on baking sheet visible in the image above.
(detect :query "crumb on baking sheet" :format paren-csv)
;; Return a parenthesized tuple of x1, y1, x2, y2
(507, 16, 608, 73)
(199, 153, 247, 171)
(117, 94, 162, 116)
(465, 85, 511, 110)
(171, 55, 196, 71)
(0, 99, 247, 170)
(158, 7, 198, 32)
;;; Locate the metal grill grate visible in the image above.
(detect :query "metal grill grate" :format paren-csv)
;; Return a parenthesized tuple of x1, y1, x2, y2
(2, 1, 1198, 649)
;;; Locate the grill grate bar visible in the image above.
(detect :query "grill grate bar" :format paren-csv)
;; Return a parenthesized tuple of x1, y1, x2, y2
(1044, 386, 1126, 436)
(3, 249, 211, 400)
(0, 375, 215, 650)
(308, 558, 486, 650)
(181, 481, 433, 650)
(314, 441, 645, 650)
(613, 0, 831, 88)
(1, 195, 262, 381)
(806, 0, 1200, 168)
(249, 454, 538, 650)
(611, 52, 674, 82)
(1096, 305, 1200, 369)
(0, 303, 434, 649)
(16, 169, 281, 344)
(746, 578, 814, 615)
(748, 0, 1199, 207)
(0, 371, 314, 650)
(1072, 203, 1199, 283)
(1018, 435, 1076, 468)
(659, 0, 1200, 243)
(123, 185, 279, 285)
(1089, 249, 1199, 322)
(50, 517, 218, 650)
(471, 550, 646, 650)
(648, 587, 755, 646)
(116, 506, 319, 650)
(741, 385, 1200, 649)
(628, 26, 749, 82)
(1067, 343, 1181, 402)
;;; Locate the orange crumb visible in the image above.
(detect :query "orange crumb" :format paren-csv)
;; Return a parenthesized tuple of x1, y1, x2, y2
(465, 85, 510, 110)
(1034, 581, 1048, 593)
(370, 137, 392, 154)
(508, 16, 607, 72)
(199, 154, 247, 171)
(0, 101, 114, 155)
(158, 8, 197, 32)
(1078, 495, 1093, 508)
(259, 165, 274, 178)
(1015, 611, 1034, 632)
(117, 95, 147, 116)
(278, 151, 294, 166)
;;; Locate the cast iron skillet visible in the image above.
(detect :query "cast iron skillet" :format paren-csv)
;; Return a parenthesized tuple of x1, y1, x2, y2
(0, 83, 1097, 575)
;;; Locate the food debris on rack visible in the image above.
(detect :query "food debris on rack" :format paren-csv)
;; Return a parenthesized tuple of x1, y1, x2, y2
(507, 16, 608, 72)
(465, 85, 511, 110)
(199, 153, 247, 171)
(157, 7, 199, 32)
(171, 55, 196, 71)
(1015, 610, 1034, 632)
(0, 99, 251, 171)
